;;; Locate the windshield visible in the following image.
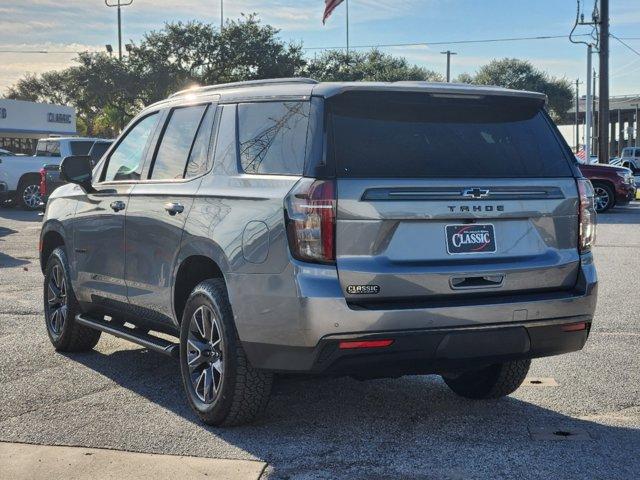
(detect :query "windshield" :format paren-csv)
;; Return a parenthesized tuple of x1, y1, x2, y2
(329, 92, 573, 178)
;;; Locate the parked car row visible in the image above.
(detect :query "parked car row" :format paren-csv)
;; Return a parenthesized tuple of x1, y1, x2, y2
(0, 137, 111, 210)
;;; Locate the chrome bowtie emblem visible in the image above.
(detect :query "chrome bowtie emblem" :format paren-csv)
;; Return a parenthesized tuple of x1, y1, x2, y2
(462, 188, 490, 199)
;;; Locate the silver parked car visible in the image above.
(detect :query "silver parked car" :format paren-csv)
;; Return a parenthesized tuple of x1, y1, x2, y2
(40, 79, 598, 426)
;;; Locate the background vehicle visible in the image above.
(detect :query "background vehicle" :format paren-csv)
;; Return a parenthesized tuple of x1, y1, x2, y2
(578, 163, 636, 212)
(0, 148, 16, 156)
(39, 140, 113, 205)
(1, 137, 108, 209)
(620, 147, 640, 173)
(40, 79, 598, 426)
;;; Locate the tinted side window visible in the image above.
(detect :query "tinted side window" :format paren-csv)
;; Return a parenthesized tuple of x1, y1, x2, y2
(70, 141, 95, 155)
(238, 101, 310, 175)
(103, 113, 159, 182)
(185, 106, 216, 179)
(89, 142, 111, 163)
(212, 105, 238, 175)
(150, 105, 207, 180)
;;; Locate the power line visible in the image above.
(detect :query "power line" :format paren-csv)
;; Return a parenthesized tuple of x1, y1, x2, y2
(610, 33, 640, 58)
(302, 33, 593, 51)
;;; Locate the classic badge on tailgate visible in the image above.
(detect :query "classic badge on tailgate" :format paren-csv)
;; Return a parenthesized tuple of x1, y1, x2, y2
(446, 224, 497, 254)
(347, 285, 381, 295)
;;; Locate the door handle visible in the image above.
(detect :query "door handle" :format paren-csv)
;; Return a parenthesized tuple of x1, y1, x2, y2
(110, 200, 126, 212)
(164, 202, 185, 216)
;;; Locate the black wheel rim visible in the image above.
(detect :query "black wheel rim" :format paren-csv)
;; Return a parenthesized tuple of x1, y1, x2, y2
(187, 305, 224, 404)
(46, 264, 67, 336)
(594, 186, 610, 211)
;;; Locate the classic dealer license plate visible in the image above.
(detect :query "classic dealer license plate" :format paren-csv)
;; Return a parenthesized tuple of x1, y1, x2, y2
(445, 224, 497, 255)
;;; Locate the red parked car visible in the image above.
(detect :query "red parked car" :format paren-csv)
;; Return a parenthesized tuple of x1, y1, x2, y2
(578, 163, 636, 212)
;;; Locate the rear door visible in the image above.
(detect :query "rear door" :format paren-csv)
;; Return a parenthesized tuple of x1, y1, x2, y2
(125, 103, 217, 326)
(328, 91, 580, 306)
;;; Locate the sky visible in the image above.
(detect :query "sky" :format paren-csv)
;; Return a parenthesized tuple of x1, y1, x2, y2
(0, 0, 639, 96)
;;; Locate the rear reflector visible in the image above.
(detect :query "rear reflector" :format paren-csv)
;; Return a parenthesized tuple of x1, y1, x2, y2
(338, 339, 394, 350)
(561, 322, 587, 332)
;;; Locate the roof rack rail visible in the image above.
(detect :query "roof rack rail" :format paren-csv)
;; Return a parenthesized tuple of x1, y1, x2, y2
(169, 78, 319, 98)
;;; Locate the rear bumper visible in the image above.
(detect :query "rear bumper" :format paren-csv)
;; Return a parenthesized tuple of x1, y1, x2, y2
(243, 318, 592, 375)
(230, 253, 598, 372)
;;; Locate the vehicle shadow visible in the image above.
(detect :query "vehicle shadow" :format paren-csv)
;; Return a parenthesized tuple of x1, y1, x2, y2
(0, 207, 42, 223)
(0, 227, 30, 268)
(65, 347, 639, 479)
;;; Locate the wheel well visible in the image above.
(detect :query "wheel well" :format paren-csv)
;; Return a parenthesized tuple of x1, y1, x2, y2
(591, 180, 616, 205)
(40, 230, 65, 272)
(18, 172, 41, 188)
(174, 256, 225, 323)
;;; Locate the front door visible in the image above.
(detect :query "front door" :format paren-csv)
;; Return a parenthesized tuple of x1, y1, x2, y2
(72, 112, 161, 313)
(125, 103, 217, 327)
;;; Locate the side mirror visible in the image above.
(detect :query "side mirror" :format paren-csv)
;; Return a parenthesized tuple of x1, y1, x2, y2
(60, 155, 94, 192)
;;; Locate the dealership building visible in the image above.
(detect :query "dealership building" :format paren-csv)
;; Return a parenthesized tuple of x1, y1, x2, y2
(0, 99, 76, 154)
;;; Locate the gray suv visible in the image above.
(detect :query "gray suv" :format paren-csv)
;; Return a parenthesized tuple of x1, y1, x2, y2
(40, 79, 598, 426)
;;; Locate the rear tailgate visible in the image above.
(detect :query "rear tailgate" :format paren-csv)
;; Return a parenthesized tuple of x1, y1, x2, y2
(328, 91, 580, 305)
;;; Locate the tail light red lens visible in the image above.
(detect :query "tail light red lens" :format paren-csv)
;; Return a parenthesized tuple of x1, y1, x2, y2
(577, 178, 596, 253)
(39, 168, 46, 196)
(339, 339, 394, 350)
(284, 178, 336, 264)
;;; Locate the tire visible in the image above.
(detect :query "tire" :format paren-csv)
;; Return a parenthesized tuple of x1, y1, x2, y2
(592, 182, 615, 213)
(179, 279, 273, 426)
(16, 175, 42, 210)
(43, 247, 101, 351)
(443, 359, 530, 399)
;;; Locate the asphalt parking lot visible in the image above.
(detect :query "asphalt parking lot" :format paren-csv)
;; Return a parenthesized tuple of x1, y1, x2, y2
(0, 204, 638, 480)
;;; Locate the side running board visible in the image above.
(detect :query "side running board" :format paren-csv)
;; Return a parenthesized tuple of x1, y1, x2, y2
(75, 314, 179, 359)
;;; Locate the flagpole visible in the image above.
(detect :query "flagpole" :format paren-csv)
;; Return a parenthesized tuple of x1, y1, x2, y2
(346, 0, 350, 57)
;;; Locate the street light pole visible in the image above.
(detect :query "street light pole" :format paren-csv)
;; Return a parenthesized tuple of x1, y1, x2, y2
(220, 0, 224, 32)
(105, 0, 134, 61)
(346, 0, 350, 57)
(440, 50, 457, 82)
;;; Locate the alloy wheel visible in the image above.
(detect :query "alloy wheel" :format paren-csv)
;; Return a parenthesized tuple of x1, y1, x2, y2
(22, 184, 42, 209)
(47, 264, 67, 336)
(594, 186, 610, 212)
(187, 305, 224, 404)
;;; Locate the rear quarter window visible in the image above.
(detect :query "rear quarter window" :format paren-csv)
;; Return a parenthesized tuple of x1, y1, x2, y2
(329, 92, 574, 178)
(237, 101, 310, 175)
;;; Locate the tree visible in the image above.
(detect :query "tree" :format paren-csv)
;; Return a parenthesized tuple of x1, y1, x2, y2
(455, 58, 573, 121)
(306, 49, 443, 82)
(4, 16, 306, 136)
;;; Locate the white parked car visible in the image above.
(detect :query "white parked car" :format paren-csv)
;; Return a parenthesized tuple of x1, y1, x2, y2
(0, 137, 108, 209)
(620, 147, 640, 173)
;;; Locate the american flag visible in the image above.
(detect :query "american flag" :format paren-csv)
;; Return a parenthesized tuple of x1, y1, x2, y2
(323, 0, 345, 24)
(576, 146, 587, 161)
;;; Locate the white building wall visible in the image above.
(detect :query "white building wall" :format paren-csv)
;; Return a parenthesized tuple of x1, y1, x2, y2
(0, 99, 76, 138)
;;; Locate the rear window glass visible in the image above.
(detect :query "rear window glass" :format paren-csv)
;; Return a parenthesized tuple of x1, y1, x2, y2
(70, 141, 95, 155)
(36, 141, 60, 157)
(329, 92, 573, 178)
(238, 101, 310, 175)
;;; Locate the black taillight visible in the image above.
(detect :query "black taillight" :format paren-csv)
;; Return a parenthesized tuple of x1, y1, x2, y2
(284, 178, 336, 264)
(577, 178, 596, 252)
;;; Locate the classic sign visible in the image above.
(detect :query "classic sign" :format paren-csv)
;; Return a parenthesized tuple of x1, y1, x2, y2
(446, 224, 497, 254)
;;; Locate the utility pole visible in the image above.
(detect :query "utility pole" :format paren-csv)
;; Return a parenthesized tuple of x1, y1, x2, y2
(598, 0, 609, 163)
(592, 69, 598, 153)
(441, 50, 457, 82)
(575, 79, 582, 152)
(105, 0, 134, 61)
(585, 44, 593, 160)
(220, 0, 224, 32)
